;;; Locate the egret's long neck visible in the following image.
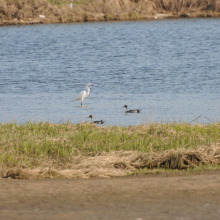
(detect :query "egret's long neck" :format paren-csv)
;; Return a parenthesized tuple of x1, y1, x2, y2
(90, 117, 93, 123)
(85, 86, 90, 97)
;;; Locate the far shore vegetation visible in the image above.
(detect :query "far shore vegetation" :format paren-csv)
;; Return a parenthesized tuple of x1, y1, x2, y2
(0, 121, 220, 179)
(1, 0, 220, 26)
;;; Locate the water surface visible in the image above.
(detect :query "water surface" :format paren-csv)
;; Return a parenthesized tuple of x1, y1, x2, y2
(0, 19, 220, 125)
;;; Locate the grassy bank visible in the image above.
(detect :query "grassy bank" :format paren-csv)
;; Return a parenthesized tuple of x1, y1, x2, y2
(0, 121, 220, 179)
(0, 0, 220, 26)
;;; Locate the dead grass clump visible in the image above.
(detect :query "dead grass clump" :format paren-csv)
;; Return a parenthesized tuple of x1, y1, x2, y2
(3, 5, 17, 18)
(4, 168, 29, 179)
(131, 145, 220, 169)
(152, 0, 217, 13)
(3, 167, 66, 179)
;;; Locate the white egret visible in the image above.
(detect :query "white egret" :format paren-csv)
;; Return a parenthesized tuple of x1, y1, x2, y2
(72, 83, 92, 106)
(88, 115, 105, 124)
(123, 105, 141, 113)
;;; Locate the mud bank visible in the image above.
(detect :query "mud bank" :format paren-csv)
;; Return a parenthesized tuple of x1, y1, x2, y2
(1, 171, 220, 220)
(0, 0, 220, 26)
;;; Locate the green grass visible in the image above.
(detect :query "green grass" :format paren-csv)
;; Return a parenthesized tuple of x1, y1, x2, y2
(0, 121, 220, 170)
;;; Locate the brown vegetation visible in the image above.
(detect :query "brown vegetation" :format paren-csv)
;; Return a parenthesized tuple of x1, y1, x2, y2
(0, 0, 220, 26)
(2, 146, 220, 179)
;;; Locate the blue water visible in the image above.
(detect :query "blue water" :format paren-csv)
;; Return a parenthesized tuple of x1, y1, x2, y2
(0, 19, 220, 125)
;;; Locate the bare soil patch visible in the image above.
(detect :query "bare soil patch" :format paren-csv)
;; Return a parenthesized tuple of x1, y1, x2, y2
(1, 171, 220, 219)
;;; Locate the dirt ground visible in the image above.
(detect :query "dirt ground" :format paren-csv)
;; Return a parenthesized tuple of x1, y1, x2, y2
(0, 171, 220, 220)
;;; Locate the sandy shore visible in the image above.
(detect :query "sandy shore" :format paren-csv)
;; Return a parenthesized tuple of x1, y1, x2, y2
(1, 171, 220, 220)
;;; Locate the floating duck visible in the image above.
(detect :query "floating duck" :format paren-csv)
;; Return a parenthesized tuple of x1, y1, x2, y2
(123, 105, 141, 113)
(88, 115, 105, 124)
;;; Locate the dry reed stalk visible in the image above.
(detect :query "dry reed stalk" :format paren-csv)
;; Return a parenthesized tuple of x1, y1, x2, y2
(131, 145, 220, 169)
(1, 0, 220, 25)
(2, 145, 220, 179)
(153, 0, 216, 12)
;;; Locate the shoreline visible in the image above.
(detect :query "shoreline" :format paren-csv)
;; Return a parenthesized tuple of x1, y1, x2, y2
(1, 13, 220, 27)
(1, 0, 220, 26)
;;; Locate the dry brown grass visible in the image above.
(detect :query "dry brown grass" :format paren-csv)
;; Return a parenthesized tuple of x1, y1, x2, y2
(0, 0, 220, 25)
(153, 0, 217, 12)
(2, 145, 220, 179)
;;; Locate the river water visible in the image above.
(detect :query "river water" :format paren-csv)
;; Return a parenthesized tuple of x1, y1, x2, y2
(0, 19, 220, 126)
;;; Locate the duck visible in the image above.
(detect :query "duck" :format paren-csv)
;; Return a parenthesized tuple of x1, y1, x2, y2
(123, 105, 141, 113)
(88, 115, 105, 124)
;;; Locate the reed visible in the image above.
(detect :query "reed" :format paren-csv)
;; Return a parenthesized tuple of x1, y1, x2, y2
(1, 0, 220, 25)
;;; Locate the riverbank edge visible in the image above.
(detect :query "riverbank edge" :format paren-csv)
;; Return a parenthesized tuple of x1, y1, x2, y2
(1, 12, 220, 27)
(1, 161, 220, 180)
(1, 122, 220, 179)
